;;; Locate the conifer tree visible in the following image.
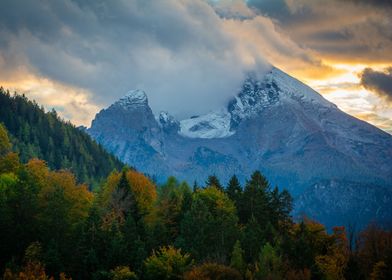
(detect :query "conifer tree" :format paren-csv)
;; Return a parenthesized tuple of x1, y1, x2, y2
(0, 123, 11, 157)
(192, 180, 199, 192)
(205, 174, 223, 191)
(242, 215, 264, 263)
(240, 171, 270, 225)
(226, 175, 242, 207)
(230, 240, 245, 274)
(256, 243, 283, 280)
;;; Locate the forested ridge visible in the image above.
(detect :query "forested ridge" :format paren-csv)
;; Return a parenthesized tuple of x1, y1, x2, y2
(1, 123, 391, 280)
(0, 88, 123, 187)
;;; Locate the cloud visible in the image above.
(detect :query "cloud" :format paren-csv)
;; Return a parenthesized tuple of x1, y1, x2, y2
(247, 0, 392, 64)
(346, 0, 392, 8)
(0, 69, 99, 126)
(1, 0, 273, 123)
(0, 0, 345, 125)
(360, 68, 392, 102)
(207, 0, 256, 19)
(1, 0, 391, 135)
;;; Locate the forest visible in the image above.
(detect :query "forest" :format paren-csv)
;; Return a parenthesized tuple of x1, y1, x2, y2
(0, 88, 123, 187)
(1, 121, 392, 280)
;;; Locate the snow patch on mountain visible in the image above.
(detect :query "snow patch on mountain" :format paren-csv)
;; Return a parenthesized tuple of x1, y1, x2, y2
(179, 108, 234, 139)
(158, 111, 180, 133)
(228, 68, 336, 129)
(115, 89, 148, 109)
(269, 68, 335, 107)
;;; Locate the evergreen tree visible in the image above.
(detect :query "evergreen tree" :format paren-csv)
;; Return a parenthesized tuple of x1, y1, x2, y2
(0, 123, 11, 157)
(205, 174, 223, 191)
(230, 240, 245, 274)
(192, 180, 199, 192)
(178, 187, 238, 261)
(226, 175, 242, 207)
(255, 243, 283, 280)
(242, 215, 264, 263)
(239, 171, 270, 226)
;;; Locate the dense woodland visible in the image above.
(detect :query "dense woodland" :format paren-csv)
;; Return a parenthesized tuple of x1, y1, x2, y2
(0, 88, 123, 187)
(1, 122, 392, 280)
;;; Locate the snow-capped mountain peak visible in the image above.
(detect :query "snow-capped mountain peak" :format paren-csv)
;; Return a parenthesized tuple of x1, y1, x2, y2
(158, 111, 180, 133)
(267, 68, 335, 107)
(228, 67, 336, 129)
(115, 89, 148, 109)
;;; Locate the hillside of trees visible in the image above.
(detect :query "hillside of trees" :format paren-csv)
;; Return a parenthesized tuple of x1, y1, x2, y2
(1, 123, 391, 280)
(0, 88, 123, 187)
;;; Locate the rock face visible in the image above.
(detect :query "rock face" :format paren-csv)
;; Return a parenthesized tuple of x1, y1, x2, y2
(88, 68, 392, 228)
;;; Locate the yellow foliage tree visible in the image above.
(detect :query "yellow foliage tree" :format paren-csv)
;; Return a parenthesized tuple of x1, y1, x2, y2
(315, 226, 349, 280)
(101, 169, 157, 217)
(110, 266, 138, 280)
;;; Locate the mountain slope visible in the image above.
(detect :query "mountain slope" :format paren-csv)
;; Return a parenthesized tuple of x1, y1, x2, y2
(88, 67, 392, 227)
(0, 88, 123, 187)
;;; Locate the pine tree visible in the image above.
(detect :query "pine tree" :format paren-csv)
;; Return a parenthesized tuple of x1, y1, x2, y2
(256, 243, 283, 280)
(230, 240, 245, 274)
(112, 170, 140, 223)
(242, 215, 264, 263)
(239, 171, 270, 225)
(192, 180, 199, 192)
(226, 175, 242, 207)
(205, 174, 223, 191)
(0, 123, 11, 157)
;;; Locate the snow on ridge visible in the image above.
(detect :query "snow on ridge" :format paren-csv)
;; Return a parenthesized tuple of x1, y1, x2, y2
(113, 68, 336, 139)
(268, 68, 335, 107)
(179, 108, 234, 139)
(115, 89, 148, 108)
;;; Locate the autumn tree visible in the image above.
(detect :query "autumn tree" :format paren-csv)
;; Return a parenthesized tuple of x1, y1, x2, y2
(184, 263, 242, 280)
(148, 177, 192, 247)
(144, 246, 193, 280)
(0, 123, 11, 157)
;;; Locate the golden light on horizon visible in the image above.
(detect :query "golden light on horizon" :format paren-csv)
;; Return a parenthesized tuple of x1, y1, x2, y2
(297, 62, 392, 134)
(0, 74, 99, 127)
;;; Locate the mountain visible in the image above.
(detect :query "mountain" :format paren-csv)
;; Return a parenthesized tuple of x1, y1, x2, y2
(0, 88, 123, 187)
(88, 67, 392, 228)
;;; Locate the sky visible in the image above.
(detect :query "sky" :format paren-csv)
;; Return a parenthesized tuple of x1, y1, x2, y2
(0, 0, 391, 133)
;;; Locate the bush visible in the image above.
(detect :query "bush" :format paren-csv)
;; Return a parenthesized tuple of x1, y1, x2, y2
(184, 263, 242, 280)
(111, 266, 138, 280)
(144, 246, 193, 280)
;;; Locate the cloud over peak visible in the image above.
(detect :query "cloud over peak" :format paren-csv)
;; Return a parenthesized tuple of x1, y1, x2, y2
(360, 67, 392, 103)
(1, 0, 273, 121)
(1, 0, 391, 133)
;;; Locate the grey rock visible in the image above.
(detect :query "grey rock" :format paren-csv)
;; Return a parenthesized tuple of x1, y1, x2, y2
(88, 67, 392, 228)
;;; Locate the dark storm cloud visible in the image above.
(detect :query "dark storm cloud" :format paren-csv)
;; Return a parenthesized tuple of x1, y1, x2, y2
(347, 0, 392, 8)
(245, 0, 392, 62)
(0, 0, 270, 120)
(247, 0, 290, 19)
(360, 68, 392, 102)
(309, 30, 353, 42)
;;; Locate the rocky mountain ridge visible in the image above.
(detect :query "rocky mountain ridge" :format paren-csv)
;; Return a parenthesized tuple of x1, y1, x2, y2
(88, 67, 392, 228)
